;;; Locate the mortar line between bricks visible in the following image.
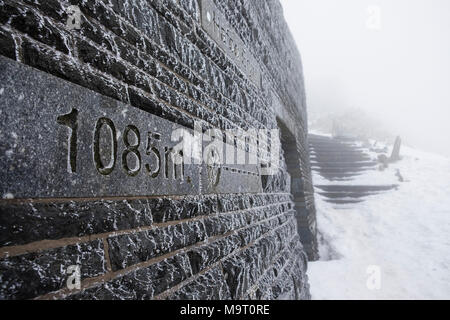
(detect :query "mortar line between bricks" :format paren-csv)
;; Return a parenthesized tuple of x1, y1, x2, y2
(10, 29, 23, 62)
(0, 201, 291, 258)
(101, 238, 113, 273)
(152, 218, 294, 300)
(0, 192, 292, 204)
(33, 211, 293, 300)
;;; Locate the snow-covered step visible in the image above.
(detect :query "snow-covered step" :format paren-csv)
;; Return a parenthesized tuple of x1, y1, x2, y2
(313, 167, 370, 174)
(317, 191, 381, 199)
(311, 150, 369, 155)
(311, 155, 372, 162)
(312, 153, 365, 158)
(310, 161, 377, 168)
(311, 151, 370, 157)
(311, 147, 360, 152)
(323, 199, 365, 204)
(315, 185, 399, 193)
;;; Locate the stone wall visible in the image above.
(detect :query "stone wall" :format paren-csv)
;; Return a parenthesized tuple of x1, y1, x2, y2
(0, 0, 317, 300)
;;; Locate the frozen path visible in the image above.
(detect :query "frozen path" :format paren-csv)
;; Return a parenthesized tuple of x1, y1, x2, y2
(307, 138, 450, 299)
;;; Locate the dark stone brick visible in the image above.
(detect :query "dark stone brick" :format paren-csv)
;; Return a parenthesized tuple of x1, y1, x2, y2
(71, 0, 122, 37)
(128, 86, 194, 129)
(183, 220, 207, 246)
(0, 199, 153, 247)
(203, 215, 233, 237)
(107, 220, 206, 271)
(219, 225, 296, 300)
(5, 2, 72, 54)
(65, 253, 192, 299)
(187, 234, 241, 275)
(236, 224, 263, 247)
(21, 39, 85, 87)
(22, 0, 68, 22)
(0, 240, 106, 300)
(143, 196, 215, 225)
(218, 195, 241, 212)
(76, 37, 153, 94)
(114, 36, 157, 77)
(159, 20, 178, 58)
(78, 15, 116, 53)
(0, 2, 19, 25)
(21, 39, 129, 103)
(168, 267, 231, 300)
(221, 251, 250, 299)
(0, 27, 16, 60)
(80, 63, 130, 103)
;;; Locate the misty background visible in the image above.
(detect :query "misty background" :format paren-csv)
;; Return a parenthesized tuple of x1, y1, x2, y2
(280, 0, 450, 157)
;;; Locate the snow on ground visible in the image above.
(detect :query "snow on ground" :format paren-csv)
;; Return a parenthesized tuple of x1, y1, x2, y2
(307, 144, 450, 299)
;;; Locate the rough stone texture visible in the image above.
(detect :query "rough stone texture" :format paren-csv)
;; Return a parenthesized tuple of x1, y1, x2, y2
(107, 220, 207, 271)
(0, 240, 106, 300)
(168, 267, 232, 300)
(66, 253, 193, 300)
(0, 0, 316, 299)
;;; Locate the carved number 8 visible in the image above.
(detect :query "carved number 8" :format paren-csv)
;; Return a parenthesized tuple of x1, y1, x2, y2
(122, 125, 141, 176)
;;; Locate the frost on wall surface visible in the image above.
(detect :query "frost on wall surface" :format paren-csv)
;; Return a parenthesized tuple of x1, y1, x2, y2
(0, 0, 316, 299)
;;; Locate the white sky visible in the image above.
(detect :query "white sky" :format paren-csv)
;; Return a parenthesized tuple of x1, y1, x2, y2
(280, 0, 450, 156)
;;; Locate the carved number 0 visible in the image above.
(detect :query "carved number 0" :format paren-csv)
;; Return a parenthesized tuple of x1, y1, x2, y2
(93, 117, 117, 175)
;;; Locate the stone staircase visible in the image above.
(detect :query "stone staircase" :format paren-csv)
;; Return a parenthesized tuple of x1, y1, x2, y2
(309, 134, 398, 205)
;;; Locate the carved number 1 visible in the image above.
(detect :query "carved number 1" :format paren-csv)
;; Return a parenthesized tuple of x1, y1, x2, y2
(57, 108, 78, 173)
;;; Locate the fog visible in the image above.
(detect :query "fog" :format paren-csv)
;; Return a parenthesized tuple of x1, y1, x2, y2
(280, 0, 450, 157)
